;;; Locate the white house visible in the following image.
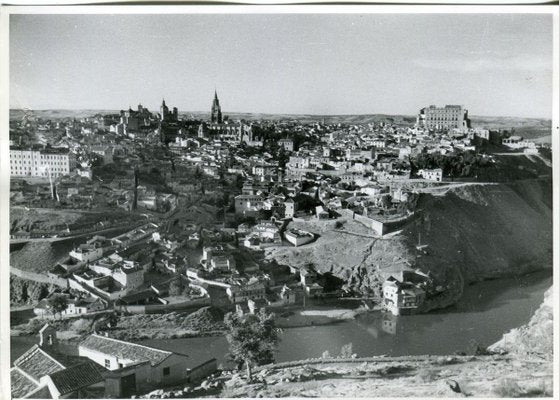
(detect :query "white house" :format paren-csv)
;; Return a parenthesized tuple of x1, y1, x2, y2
(285, 228, 315, 247)
(418, 168, 443, 182)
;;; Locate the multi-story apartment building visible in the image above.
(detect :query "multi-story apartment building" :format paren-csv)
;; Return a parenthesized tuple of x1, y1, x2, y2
(416, 105, 471, 131)
(10, 146, 75, 178)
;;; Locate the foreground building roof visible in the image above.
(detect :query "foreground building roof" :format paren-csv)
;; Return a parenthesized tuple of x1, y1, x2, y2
(79, 334, 175, 366)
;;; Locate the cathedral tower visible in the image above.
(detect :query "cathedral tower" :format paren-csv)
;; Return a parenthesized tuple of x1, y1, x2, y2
(160, 99, 169, 121)
(210, 91, 222, 123)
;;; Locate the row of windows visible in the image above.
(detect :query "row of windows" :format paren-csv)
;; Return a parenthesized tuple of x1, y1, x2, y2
(11, 152, 68, 160)
(11, 167, 69, 173)
(11, 171, 65, 177)
(426, 117, 460, 121)
(11, 160, 67, 165)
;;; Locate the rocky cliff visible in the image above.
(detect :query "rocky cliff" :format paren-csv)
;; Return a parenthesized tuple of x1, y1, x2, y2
(489, 286, 553, 359)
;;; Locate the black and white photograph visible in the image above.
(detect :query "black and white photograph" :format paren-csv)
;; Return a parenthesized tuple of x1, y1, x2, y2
(1, 6, 555, 399)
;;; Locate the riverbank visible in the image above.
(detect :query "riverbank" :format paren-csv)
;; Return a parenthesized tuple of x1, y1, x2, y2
(141, 286, 554, 398)
(11, 269, 551, 365)
(11, 303, 370, 343)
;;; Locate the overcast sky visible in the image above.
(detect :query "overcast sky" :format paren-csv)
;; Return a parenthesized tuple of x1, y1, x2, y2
(9, 13, 553, 118)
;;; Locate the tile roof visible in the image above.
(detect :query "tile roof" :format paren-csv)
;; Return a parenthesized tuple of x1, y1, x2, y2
(11, 368, 39, 399)
(48, 362, 103, 395)
(14, 346, 65, 381)
(41, 347, 93, 370)
(25, 384, 54, 399)
(79, 334, 173, 366)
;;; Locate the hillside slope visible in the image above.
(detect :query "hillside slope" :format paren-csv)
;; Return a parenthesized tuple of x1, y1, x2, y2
(409, 178, 552, 303)
(266, 177, 552, 310)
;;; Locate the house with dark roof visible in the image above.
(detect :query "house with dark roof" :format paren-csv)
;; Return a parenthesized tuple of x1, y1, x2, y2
(78, 334, 216, 397)
(11, 324, 104, 399)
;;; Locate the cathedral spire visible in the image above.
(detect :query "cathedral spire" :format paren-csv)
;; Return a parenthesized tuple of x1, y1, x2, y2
(210, 89, 222, 124)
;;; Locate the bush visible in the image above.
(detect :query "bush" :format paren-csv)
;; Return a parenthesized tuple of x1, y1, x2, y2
(416, 369, 439, 383)
(25, 318, 47, 334)
(468, 339, 491, 356)
(70, 318, 93, 333)
(339, 342, 354, 358)
(334, 221, 344, 229)
(493, 378, 523, 397)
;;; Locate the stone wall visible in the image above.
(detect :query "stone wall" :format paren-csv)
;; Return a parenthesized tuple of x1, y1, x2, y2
(10, 267, 68, 289)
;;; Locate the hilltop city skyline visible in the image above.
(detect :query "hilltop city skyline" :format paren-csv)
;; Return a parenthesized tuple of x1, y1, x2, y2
(6, 8, 554, 400)
(9, 13, 553, 119)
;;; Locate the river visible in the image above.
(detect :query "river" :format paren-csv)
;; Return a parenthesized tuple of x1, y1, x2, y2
(140, 270, 551, 367)
(10, 270, 551, 366)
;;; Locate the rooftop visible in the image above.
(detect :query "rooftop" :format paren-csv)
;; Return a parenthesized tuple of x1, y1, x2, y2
(14, 345, 65, 381)
(79, 334, 176, 366)
(11, 367, 39, 399)
(48, 362, 103, 395)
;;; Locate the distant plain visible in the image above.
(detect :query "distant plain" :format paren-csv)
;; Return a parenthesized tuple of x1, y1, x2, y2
(9, 109, 552, 140)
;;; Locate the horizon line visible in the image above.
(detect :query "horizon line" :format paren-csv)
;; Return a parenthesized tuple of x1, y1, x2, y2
(8, 108, 552, 121)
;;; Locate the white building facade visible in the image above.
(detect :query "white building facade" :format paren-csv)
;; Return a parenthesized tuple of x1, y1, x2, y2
(10, 147, 74, 178)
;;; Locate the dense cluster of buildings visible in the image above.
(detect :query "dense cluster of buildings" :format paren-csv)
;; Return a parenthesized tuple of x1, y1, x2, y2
(9, 96, 551, 398)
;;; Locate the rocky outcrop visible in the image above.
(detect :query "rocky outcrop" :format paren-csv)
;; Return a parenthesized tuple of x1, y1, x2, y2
(10, 275, 54, 306)
(489, 286, 553, 359)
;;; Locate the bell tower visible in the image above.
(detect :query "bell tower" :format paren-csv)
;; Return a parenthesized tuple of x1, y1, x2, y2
(210, 90, 222, 123)
(160, 99, 169, 121)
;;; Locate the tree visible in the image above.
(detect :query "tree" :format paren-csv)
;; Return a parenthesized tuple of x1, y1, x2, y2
(381, 194, 392, 209)
(340, 342, 354, 358)
(169, 278, 184, 297)
(224, 309, 280, 381)
(47, 295, 68, 319)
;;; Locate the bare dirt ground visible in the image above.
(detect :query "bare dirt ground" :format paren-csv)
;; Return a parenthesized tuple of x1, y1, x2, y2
(218, 355, 552, 398)
(264, 218, 412, 283)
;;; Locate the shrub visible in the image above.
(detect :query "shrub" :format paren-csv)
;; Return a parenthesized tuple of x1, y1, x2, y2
(468, 339, 491, 356)
(70, 318, 92, 334)
(339, 342, 354, 358)
(493, 378, 523, 397)
(25, 318, 47, 334)
(416, 369, 439, 383)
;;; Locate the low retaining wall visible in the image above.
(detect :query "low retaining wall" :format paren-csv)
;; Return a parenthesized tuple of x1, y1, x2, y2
(115, 297, 211, 314)
(253, 354, 494, 372)
(10, 267, 69, 289)
(340, 209, 415, 236)
(188, 359, 218, 383)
